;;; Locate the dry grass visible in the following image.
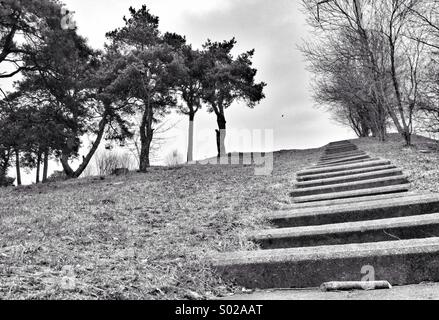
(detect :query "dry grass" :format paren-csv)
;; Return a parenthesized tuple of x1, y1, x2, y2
(0, 148, 320, 300)
(353, 134, 439, 193)
(2, 134, 437, 300)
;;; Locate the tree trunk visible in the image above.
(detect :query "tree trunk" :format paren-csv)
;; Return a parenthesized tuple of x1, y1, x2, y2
(216, 113, 227, 158)
(187, 113, 195, 163)
(388, 31, 412, 146)
(15, 149, 21, 186)
(43, 148, 49, 183)
(60, 153, 75, 178)
(0, 148, 11, 182)
(352, 2, 389, 143)
(403, 130, 412, 146)
(36, 151, 42, 184)
(139, 101, 154, 173)
(60, 111, 108, 178)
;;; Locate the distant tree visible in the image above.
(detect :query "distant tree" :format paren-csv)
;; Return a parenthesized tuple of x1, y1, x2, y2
(19, 27, 134, 179)
(0, 89, 64, 184)
(301, 29, 391, 139)
(167, 34, 207, 163)
(106, 6, 184, 172)
(302, 0, 430, 146)
(202, 38, 266, 157)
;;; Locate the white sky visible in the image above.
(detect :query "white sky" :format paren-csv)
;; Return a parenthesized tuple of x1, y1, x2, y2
(1, 0, 356, 184)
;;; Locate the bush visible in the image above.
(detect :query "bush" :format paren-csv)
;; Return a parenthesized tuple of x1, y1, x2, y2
(95, 152, 135, 176)
(0, 176, 15, 187)
(47, 170, 67, 182)
(165, 150, 183, 167)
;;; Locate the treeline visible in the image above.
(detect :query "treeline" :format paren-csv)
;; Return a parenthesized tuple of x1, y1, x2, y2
(0, 1, 266, 186)
(301, 0, 439, 145)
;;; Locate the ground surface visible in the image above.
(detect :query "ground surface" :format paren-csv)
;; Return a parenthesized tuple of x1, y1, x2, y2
(225, 283, 439, 300)
(354, 134, 439, 193)
(1, 134, 438, 300)
(0, 148, 319, 299)
(228, 133, 439, 300)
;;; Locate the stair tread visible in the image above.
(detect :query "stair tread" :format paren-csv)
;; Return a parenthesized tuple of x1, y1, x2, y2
(291, 176, 409, 197)
(275, 193, 439, 220)
(213, 142, 437, 290)
(298, 159, 391, 175)
(212, 237, 439, 264)
(295, 168, 403, 188)
(318, 155, 371, 165)
(314, 158, 379, 168)
(297, 165, 398, 181)
(289, 192, 416, 209)
(293, 184, 410, 203)
(253, 213, 439, 240)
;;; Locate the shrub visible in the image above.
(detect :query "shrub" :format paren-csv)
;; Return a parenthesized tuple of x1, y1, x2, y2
(0, 176, 15, 187)
(165, 150, 183, 167)
(47, 170, 68, 182)
(95, 152, 135, 176)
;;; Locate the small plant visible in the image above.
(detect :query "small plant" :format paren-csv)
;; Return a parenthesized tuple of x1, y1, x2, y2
(165, 149, 183, 167)
(47, 170, 67, 182)
(0, 176, 15, 187)
(95, 152, 135, 176)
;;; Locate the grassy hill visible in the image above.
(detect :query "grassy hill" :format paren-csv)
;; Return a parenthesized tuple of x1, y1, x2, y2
(0, 134, 438, 300)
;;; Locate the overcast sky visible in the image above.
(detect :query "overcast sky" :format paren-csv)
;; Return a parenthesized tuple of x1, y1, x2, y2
(2, 0, 357, 183)
(66, 0, 355, 152)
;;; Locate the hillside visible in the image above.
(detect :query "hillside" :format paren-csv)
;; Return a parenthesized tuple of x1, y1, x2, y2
(0, 134, 438, 300)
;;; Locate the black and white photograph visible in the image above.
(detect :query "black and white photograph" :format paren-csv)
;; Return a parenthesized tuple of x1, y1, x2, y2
(2, 0, 439, 309)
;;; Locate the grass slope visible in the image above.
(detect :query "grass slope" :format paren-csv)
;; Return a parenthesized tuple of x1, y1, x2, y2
(353, 134, 439, 193)
(0, 149, 319, 299)
(1, 134, 437, 300)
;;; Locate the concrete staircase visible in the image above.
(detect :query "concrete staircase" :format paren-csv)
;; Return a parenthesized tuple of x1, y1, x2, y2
(212, 140, 439, 290)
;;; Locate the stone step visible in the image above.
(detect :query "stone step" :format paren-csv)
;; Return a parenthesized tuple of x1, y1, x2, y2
(297, 165, 398, 182)
(292, 184, 410, 203)
(211, 238, 439, 289)
(297, 160, 392, 176)
(325, 143, 358, 150)
(326, 141, 356, 147)
(320, 151, 368, 161)
(272, 194, 439, 227)
(290, 176, 409, 198)
(314, 158, 378, 169)
(289, 192, 415, 209)
(319, 155, 369, 163)
(328, 140, 351, 146)
(317, 155, 371, 166)
(252, 213, 439, 250)
(295, 169, 404, 189)
(325, 145, 357, 151)
(325, 147, 358, 155)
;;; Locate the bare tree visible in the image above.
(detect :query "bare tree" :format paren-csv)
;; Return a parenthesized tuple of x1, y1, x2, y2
(302, 0, 428, 145)
(301, 10, 390, 139)
(406, 0, 439, 140)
